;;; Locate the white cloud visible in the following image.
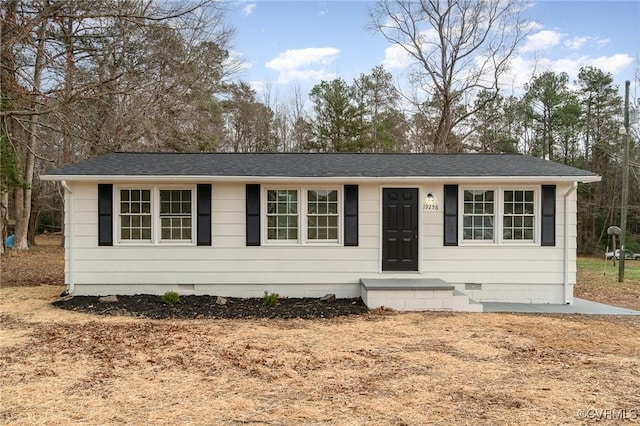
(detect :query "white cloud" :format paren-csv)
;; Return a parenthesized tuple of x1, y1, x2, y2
(500, 53, 634, 94)
(380, 28, 439, 70)
(564, 36, 588, 50)
(522, 30, 563, 52)
(266, 47, 340, 84)
(241, 2, 256, 16)
(564, 36, 611, 51)
(382, 44, 413, 70)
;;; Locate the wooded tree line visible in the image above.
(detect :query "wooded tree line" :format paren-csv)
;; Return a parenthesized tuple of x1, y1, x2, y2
(1, 0, 638, 254)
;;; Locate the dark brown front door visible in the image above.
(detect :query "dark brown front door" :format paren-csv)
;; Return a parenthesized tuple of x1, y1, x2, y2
(382, 188, 419, 271)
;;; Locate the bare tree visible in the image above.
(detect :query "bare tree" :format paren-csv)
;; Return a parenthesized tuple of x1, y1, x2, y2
(1, 0, 235, 250)
(369, 0, 529, 152)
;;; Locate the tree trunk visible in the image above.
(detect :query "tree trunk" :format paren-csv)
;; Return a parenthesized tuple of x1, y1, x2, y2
(14, 20, 47, 250)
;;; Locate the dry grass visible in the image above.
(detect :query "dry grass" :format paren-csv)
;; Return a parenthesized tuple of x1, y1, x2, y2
(1, 285, 639, 425)
(575, 257, 640, 311)
(1, 243, 640, 424)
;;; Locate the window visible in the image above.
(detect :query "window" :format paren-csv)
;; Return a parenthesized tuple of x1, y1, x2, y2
(120, 189, 152, 241)
(160, 190, 192, 241)
(307, 190, 338, 240)
(503, 190, 535, 240)
(117, 187, 194, 244)
(463, 190, 494, 241)
(267, 190, 298, 240)
(459, 187, 538, 245)
(264, 187, 341, 244)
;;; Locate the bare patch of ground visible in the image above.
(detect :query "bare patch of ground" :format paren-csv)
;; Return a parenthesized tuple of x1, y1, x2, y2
(1, 285, 639, 425)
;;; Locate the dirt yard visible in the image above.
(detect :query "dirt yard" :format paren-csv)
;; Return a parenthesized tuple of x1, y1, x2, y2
(1, 239, 639, 425)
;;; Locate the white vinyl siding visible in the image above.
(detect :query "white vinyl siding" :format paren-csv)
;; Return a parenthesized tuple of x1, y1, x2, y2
(65, 181, 575, 304)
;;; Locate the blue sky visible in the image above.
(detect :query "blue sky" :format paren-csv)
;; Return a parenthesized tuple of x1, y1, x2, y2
(227, 1, 640, 102)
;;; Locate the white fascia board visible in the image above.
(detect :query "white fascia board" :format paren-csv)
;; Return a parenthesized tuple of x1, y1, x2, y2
(40, 174, 601, 183)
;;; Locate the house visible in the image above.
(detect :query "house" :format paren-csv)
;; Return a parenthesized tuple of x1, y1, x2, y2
(41, 152, 600, 312)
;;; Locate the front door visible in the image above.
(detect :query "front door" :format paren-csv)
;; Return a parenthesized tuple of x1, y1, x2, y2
(382, 188, 419, 271)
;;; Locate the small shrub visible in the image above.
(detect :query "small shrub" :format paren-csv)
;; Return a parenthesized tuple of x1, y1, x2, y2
(263, 291, 279, 306)
(161, 291, 180, 304)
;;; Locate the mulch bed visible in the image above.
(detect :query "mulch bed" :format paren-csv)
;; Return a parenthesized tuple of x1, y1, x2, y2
(53, 294, 369, 320)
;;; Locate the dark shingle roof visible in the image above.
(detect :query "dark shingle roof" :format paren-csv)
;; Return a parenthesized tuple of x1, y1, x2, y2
(43, 152, 598, 179)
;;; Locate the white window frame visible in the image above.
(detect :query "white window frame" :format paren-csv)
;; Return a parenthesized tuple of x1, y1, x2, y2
(114, 185, 197, 246)
(459, 185, 539, 246)
(262, 186, 343, 246)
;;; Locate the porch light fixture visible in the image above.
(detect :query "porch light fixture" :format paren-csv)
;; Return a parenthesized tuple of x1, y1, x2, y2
(425, 193, 435, 204)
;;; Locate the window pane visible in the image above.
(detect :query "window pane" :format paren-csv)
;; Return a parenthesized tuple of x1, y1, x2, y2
(183, 228, 191, 240)
(308, 228, 317, 239)
(142, 215, 151, 227)
(308, 190, 317, 201)
(131, 203, 140, 214)
(121, 204, 129, 214)
(503, 190, 535, 241)
(132, 228, 140, 239)
(525, 203, 534, 214)
(121, 229, 130, 239)
(328, 190, 337, 202)
(142, 190, 150, 202)
(131, 191, 140, 202)
(162, 228, 170, 239)
(328, 228, 338, 239)
(267, 189, 299, 240)
(328, 216, 337, 227)
(121, 190, 129, 201)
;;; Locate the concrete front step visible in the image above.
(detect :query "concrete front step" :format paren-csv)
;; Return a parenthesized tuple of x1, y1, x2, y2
(360, 278, 483, 312)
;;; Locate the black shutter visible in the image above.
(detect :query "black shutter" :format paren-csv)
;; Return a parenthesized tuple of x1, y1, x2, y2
(443, 184, 458, 246)
(98, 184, 113, 246)
(541, 185, 556, 246)
(344, 185, 359, 246)
(246, 184, 261, 246)
(197, 184, 212, 246)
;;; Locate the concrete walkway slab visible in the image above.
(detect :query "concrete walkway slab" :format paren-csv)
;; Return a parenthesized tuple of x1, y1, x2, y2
(482, 298, 640, 315)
